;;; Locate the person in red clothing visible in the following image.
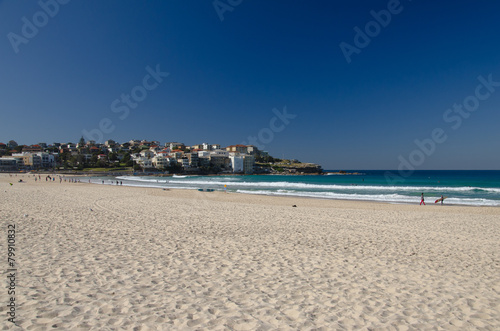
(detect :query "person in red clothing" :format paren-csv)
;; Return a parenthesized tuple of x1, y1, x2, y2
(420, 193, 425, 205)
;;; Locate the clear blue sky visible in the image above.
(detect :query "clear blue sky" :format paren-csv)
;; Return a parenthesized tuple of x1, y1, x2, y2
(1, 0, 499, 169)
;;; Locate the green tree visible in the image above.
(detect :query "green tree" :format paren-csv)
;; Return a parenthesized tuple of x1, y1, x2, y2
(97, 160, 107, 168)
(69, 155, 78, 166)
(165, 163, 182, 174)
(59, 151, 71, 163)
(122, 153, 131, 164)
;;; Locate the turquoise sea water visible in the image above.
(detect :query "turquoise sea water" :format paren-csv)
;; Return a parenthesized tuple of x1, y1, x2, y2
(92, 170, 500, 206)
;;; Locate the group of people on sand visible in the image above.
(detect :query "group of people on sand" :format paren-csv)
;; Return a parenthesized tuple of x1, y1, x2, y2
(100, 180, 122, 185)
(420, 193, 445, 205)
(29, 174, 83, 183)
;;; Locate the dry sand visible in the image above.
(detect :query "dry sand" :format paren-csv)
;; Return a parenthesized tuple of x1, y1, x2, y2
(1, 174, 499, 330)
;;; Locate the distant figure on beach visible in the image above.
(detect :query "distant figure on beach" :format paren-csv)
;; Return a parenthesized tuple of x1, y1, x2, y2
(420, 193, 425, 205)
(440, 195, 444, 205)
(120, 181, 122, 185)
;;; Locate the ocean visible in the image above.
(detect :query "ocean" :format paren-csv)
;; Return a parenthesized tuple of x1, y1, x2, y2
(90, 170, 500, 207)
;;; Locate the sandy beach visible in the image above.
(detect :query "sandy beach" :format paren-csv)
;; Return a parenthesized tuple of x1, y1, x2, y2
(1, 174, 499, 330)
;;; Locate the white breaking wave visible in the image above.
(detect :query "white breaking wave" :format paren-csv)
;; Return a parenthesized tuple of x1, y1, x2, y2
(117, 176, 500, 193)
(106, 175, 500, 206)
(235, 190, 500, 206)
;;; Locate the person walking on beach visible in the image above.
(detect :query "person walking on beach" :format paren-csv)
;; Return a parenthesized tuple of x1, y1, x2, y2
(420, 193, 425, 205)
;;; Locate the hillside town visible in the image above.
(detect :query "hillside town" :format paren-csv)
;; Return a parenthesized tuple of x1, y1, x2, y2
(0, 138, 322, 175)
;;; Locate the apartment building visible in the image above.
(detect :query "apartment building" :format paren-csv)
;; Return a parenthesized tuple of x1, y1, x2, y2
(229, 154, 244, 173)
(226, 144, 248, 153)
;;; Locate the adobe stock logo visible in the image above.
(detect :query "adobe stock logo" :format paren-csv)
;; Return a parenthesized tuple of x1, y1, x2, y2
(339, 0, 408, 64)
(213, 0, 242, 22)
(82, 64, 169, 144)
(385, 74, 499, 184)
(241, 106, 296, 150)
(7, 0, 70, 54)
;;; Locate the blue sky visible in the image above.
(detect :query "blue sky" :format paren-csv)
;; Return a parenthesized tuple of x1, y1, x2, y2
(0, 0, 499, 169)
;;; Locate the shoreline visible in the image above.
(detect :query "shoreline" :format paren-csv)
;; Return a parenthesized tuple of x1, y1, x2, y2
(6, 173, 500, 208)
(4, 174, 499, 211)
(3, 173, 499, 214)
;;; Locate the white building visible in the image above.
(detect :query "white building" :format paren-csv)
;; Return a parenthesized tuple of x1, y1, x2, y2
(198, 151, 210, 158)
(129, 140, 141, 147)
(152, 155, 175, 169)
(169, 151, 184, 159)
(229, 155, 244, 173)
(35, 152, 55, 168)
(210, 149, 229, 157)
(11, 152, 55, 169)
(0, 157, 21, 170)
(243, 155, 255, 174)
(140, 150, 155, 158)
(133, 156, 153, 169)
(177, 158, 190, 168)
(166, 142, 185, 150)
